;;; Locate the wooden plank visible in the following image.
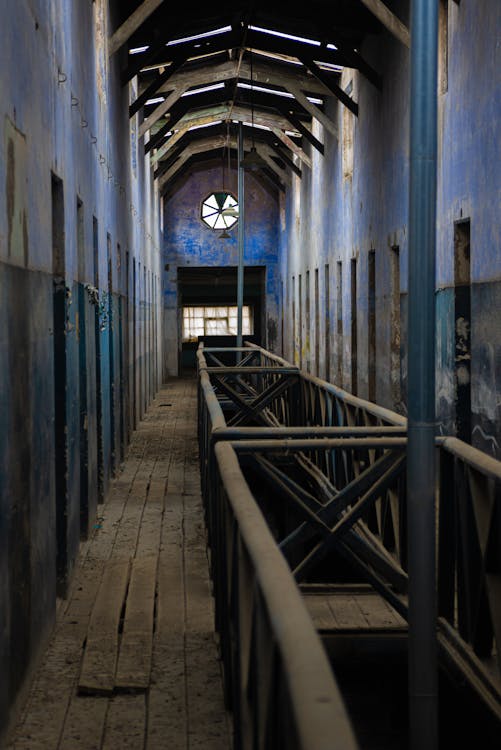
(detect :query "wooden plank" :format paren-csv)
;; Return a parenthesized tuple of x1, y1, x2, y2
(102, 695, 146, 750)
(325, 594, 367, 630)
(115, 555, 157, 690)
(139, 85, 188, 138)
(183, 482, 231, 749)
(59, 696, 108, 750)
(358, 0, 410, 48)
(147, 499, 187, 749)
(304, 595, 338, 630)
(271, 126, 312, 168)
(78, 560, 130, 695)
(287, 84, 339, 140)
(109, 0, 164, 56)
(355, 593, 407, 629)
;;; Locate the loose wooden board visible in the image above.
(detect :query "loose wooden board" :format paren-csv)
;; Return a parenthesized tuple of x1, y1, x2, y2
(78, 559, 130, 694)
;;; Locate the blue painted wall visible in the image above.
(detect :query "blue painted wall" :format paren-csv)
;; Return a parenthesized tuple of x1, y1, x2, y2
(279, 0, 501, 456)
(162, 164, 280, 374)
(0, 0, 162, 737)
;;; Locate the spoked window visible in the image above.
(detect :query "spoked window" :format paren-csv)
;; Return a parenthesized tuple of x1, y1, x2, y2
(201, 192, 239, 230)
(182, 305, 253, 341)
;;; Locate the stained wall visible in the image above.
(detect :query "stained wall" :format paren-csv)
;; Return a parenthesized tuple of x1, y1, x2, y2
(279, 0, 501, 455)
(162, 164, 280, 375)
(0, 0, 162, 736)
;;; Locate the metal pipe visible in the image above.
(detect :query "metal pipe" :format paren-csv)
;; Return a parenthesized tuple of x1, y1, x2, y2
(407, 0, 439, 747)
(237, 122, 245, 350)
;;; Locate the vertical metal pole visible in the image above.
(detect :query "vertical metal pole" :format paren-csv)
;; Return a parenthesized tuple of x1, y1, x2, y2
(407, 1, 439, 749)
(237, 122, 245, 350)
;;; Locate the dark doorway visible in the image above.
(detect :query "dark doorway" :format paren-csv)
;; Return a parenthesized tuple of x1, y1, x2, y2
(107, 233, 115, 475)
(52, 173, 68, 592)
(177, 266, 265, 371)
(93, 217, 104, 503)
(368, 249, 376, 402)
(351, 258, 358, 395)
(77, 198, 89, 538)
(454, 219, 471, 443)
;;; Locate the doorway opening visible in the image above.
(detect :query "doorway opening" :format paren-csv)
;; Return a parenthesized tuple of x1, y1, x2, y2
(177, 266, 265, 371)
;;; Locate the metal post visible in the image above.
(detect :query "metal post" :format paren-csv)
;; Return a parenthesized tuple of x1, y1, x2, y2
(407, 1, 439, 749)
(237, 122, 245, 350)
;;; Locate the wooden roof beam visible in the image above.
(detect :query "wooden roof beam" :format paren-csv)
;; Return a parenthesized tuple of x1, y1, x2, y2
(358, 0, 410, 48)
(299, 56, 358, 116)
(270, 127, 312, 169)
(157, 136, 234, 190)
(286, 83, 338, 140)
(129, 54, 189, 117)
(110, 0, 164, 57)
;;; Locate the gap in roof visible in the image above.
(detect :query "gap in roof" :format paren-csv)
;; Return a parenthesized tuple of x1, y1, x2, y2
(166, 26, 232, 47)
(237, 82, 322, 105)
(182, 83, 225, 97)
(141, 51, 223, 73)
(188, 120, 223, 131)
(249, 25, 321, 47)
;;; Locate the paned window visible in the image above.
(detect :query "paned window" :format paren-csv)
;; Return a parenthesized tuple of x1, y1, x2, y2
(182, 305, 252, 341)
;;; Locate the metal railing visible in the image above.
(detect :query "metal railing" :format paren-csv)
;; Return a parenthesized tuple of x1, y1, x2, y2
(213, 440, 358, 750)
(198, 342, 501, 733)
(197, 343, 359, 748)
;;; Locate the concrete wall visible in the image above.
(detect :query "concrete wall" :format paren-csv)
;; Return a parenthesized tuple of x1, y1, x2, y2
(162, 164, 280, 375)
(0, 0, 162, 736)
(279, 0, 501, 456)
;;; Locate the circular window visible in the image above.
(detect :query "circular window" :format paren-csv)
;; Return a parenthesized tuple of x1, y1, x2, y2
(201, 191, 239, 230)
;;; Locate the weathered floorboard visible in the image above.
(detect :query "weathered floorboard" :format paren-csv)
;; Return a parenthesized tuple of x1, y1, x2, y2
(78, 560, 131, 695)
(115, 555, 157, 690)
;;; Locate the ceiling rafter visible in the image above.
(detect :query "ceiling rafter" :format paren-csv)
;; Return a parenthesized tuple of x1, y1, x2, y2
(358, 0, 410, 48)
(150, 102, 303, 165)
(109, 0, 164, 57)
(161, 151, 285, 198)
(299, 56, 358, 116)
(122, 28, 243, 85)
(129, 53, 189, 117)
(148, 58, 332, 99)
(286, 83, 338, 139)
(153, 121, 303, 182)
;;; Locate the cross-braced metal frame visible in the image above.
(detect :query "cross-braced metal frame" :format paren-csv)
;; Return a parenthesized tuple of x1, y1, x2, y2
(198, 343, 501, 747)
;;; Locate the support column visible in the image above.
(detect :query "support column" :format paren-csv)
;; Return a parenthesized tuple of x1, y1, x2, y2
(237, 122, 245, 349)
(407, 1, 439, 749)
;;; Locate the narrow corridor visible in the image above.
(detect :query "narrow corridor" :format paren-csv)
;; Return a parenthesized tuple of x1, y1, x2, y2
(7, 380, 231, 750)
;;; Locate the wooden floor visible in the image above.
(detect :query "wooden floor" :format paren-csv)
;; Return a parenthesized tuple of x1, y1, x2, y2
(7, 379, 232, 750)
(302, 585, 407, 633)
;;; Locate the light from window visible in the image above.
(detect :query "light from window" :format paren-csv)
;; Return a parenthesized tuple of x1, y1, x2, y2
(201, 192, 239, 230)
(182, 305, 253, 341)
